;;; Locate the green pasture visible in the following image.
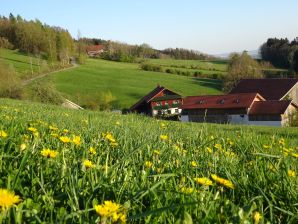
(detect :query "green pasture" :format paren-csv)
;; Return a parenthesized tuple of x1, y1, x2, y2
(49, 59, 222, 109)
(0, 99, 297, 223)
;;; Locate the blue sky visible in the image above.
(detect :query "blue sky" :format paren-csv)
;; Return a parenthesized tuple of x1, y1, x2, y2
(1, 0, 298, 54)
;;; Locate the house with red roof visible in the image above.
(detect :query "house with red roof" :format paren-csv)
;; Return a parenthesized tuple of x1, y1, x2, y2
(86, 45, 105, 56)
(181, 78, 298, 126)
(130, 85, 182, 117)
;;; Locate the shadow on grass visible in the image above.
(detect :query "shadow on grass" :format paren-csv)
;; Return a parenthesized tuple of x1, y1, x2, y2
(191, 77, 223, 91)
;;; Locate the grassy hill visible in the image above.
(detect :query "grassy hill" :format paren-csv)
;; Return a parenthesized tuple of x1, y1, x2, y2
(48, 58, 223, 109)
(0, 98, 297, 223)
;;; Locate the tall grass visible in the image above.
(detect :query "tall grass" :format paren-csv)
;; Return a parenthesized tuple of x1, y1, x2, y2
(0, 99, 297, 223)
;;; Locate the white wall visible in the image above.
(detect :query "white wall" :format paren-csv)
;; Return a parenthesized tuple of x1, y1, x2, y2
(247, 121, 282, 127)
(229, 114, 249, 124)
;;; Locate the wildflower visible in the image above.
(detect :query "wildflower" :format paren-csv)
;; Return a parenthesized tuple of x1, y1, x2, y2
(105, 133, 116, 143)
(59, 136, 71, 143)
(0, 188, 21, 210)
(110, 142, 118, 148)
(41, 149, 58, 158)
(83, 159, 95, 168)
(20, 143, 27, 151)
(210, 135, 215, 140)
(145, 161, 153, 168)
(72, 135, 81, 145)
(263, 144, 271, 149)
(181, 187, 194, 194)
(287, 169, 296, 177)
(63, 129, 69, 133)
(191, 161, 198, 168)
(160, 123, 166, 128)
(115, 121, 120, 126)
(50, 133, 59, 138)
(153, 150, 161, 155)
(49, 125, 58, 131)
(160, 135, 168, 141)
(89, 146, 97, 155)
(253, 211, 262, 224)
(211, 174, 235, 189)
(291, 153, 298, 158)
(206, 147, 213, 153)
(94, 201, 126, 223)
(214, 143, 222, 150)
(194, 177, 213, 186)
(279, 138, 285, 146)
(0, 130, 8, 138)
(27, 127, 37, 133)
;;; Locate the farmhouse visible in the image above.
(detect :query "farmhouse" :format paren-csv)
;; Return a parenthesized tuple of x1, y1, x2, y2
(230, 78, 298, 104)
(181, 93, 297, 126)
(130, 85, 182, 117)
(86, 44, 105, 56)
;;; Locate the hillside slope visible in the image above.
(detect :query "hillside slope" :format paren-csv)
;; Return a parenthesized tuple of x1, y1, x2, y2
(49, 59, 222, 109)
(0, 99, 297, 223)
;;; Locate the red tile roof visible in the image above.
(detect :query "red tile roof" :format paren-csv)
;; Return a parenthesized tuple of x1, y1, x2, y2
(182, 93, 264, 110)
(230, 78, 298, 100)
(249, 100, 296, 115)
(86, 44, 104, 52)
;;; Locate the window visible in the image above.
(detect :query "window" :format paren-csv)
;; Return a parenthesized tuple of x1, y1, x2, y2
(167, 109, 172, 114)
(175, 109, 179, 113)
(240, 114, 244, 118)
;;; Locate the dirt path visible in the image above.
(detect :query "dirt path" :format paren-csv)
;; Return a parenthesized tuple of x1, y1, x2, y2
(22, 59, 78, 86)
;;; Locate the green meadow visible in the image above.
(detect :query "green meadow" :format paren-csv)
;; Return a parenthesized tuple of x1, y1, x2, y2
(49, 58, 222, 109)
(0, 98, 297, 223)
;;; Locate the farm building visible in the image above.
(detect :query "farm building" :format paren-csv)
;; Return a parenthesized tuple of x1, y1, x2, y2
(181, 93, 298, 127)
(230, 78, 298, 104)
(86, 44, 105, 56)
(130, 85, 182, 117)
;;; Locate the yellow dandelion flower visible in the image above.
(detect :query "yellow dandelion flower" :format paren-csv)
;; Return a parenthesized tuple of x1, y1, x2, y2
(94, 201, 124, 222)
(160, 135, 168, 141)
(160, 123, 166, 128)
(59, 136, 71, 143)
(291, 153, 298, 158)
(263, 144, 271, 149)
(214, 143, 222, 150)
(145, 161, 153, 168)
(110, 142, 118, 147)
(211, 174, 235, 189)
(89, 146, 96, 155)
(181, 187, 194, 194)
(63, 129, 69, 134)
(0, 130, 8, 138)
(206, 147, 213, 153)
(120, 213, 126, 223)
(287, 169, 296, 177)
(115, 121, 120, 126)
(20, 143, 27, 151)
(253, 211, 262, 224)
(40, 149, 58, 158)
(194, 177, 213, 186)
(27, 127, 37, 133)
(191, 161, 198, 168)
(210, 135, 215, 140)
(279, 138, 285, 145)
(72, 135, 81, 145)
(83, 159, 95, 168)
(105, 133, 116, 143)
(0, 188, 21, 210)
(49, 125, 58, 131)
(153, 150, 161, 155)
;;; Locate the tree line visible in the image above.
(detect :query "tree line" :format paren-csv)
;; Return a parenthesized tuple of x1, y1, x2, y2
(260, 37, 298, 73)
(0, 13, 74, 65)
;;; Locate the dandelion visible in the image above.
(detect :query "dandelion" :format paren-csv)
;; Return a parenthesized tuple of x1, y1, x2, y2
(49, 125, 58, 131)
(211, 174, 235, 189)
(160, 123, 166, 128)
(20, 143, 27, 151)
(160, 135, 168, 141)
(94, 201, 126, 223)
(63, 129, 69, 134)
(181, 187, 194, 194)
(214, 143, 222, 150)
(145, 161, 153, 168)
(0, 130, 8, 138)
(72, 135, 81, 145)
(194, 177, 213, 186)
(0, 188, 21, 210)
(83, 159, 95, 168)
(153, 150, 161, 155)
(206, 147, 213, 153)
(263, 144, 271, 149)
(27, 127, 37, 133)
(115, 121, 120, 126)
(291, 153, 298, 158)
(89, 146, 96, 155)
(253, 211, 262, 224)
(105, 133, 116, 143)
(40, 149, 58, 158)
(191, 161, 198, 168)
(59, 136, 71, 143)
(279, 138, 285, 146)
(287, 169, 296, 177)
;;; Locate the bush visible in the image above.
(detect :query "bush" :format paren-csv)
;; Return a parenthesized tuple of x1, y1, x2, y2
(140, 63, 163, 72)
(288, 111, 298, 127)
(0, 60, 22, 99)
(25, 81, 63, 105)
(0, 37, 14, 49)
